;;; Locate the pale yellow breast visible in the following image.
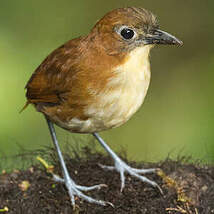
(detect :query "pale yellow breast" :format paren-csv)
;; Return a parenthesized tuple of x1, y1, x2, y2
(72, 45, 152, 132)
(102, 46, 151, 126)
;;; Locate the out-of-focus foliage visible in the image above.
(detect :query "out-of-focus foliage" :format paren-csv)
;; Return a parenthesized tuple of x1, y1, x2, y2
(0, 0, 214, 163)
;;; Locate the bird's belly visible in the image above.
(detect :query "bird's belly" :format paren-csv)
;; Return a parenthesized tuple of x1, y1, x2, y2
(64, 87, 148, 133)
(46, 82, 150, 134)
(66, 72, 150, 133)
(92, 87, 148, 130)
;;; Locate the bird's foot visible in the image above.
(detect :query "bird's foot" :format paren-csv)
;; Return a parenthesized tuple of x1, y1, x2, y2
(52, 174, 113, 208)
(99, 158, 163, 194)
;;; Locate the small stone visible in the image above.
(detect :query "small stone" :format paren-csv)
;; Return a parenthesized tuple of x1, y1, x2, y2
(19, 180, 30, 191)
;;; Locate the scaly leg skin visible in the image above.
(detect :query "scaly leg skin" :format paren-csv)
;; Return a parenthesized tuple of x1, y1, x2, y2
(93, 133, 163, 194)
(45, 116, 113, 208)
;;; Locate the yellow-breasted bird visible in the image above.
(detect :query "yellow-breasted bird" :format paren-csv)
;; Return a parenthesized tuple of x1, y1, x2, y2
(24, 7, 182, 207)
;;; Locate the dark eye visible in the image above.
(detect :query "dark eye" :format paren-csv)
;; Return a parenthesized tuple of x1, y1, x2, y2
(120, 28, 135, 40)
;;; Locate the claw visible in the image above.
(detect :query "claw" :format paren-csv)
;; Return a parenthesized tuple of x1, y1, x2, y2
(119, 169, 125, 192)
(93, 133, 162, 195)
(98, 163, 115, 171)
(53, 173, 112, 207)
(131, 167, 157, 174)
(76, 183, 107, 191)
(153, 182, 164, 195)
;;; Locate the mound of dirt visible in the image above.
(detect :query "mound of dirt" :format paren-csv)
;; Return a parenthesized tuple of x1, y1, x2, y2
(0, 147, 213, 214)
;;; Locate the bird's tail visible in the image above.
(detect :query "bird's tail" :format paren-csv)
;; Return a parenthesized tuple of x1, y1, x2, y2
(19, 101, 30, 113)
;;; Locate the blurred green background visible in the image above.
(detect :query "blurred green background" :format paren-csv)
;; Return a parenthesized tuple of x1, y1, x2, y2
(0, 0, 214, 165)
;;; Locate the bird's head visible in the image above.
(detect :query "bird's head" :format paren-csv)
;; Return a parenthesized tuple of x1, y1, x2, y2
(90, 7, 182, 55)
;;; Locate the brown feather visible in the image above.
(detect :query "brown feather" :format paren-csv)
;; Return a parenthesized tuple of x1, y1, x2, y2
(25, 31, 127, 126)
(25, 7, 158, 132)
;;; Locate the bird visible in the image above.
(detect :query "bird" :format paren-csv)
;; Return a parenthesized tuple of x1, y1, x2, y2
(24, 7, 182, 207)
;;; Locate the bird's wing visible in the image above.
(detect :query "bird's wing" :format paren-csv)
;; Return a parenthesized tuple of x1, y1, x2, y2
(25, 38, 83, 107)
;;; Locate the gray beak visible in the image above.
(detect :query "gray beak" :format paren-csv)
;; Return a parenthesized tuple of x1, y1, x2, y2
(144, 29, 183, 46)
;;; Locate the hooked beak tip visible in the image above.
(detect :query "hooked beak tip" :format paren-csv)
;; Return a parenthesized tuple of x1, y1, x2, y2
(173, 37, 183, 46)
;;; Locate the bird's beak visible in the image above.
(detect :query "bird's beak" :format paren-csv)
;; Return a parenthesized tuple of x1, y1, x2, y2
(144, 29, 183, 46)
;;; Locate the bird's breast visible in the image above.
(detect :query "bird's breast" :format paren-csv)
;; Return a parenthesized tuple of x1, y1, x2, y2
(68, 46, 152, 133)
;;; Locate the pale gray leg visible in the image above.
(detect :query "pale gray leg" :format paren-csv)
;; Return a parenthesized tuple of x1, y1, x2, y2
(93, 132, 162, 193)
(45, 116, 113, 207)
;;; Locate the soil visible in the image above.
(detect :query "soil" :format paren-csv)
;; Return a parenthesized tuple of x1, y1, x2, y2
(0, 146, 213, 214)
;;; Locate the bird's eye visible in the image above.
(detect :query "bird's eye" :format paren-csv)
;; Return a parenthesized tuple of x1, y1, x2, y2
(120, 28, 135, 40)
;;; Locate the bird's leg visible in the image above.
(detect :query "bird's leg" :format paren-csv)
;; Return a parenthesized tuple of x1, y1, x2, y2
(93, 132, 162, 193)
(45, 116, 112, 208)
